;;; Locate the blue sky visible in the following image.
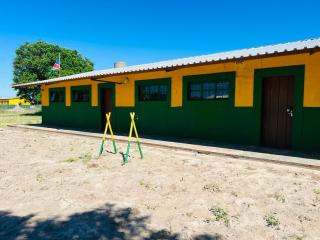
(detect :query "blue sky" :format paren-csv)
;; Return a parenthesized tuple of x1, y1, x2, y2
(0, 0, 319, 98)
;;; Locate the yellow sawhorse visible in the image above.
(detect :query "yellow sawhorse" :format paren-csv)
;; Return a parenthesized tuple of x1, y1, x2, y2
(99, 112, 117, 156)
(124, 112, 143, 164)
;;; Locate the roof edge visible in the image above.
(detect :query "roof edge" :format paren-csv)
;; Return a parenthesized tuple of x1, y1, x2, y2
(12, 37, 320, 88)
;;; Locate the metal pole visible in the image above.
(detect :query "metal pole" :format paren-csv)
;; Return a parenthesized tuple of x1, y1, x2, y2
(58, 53, 61, 77)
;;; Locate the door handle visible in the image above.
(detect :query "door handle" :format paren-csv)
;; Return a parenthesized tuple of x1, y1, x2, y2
(286, 107, 293, 117)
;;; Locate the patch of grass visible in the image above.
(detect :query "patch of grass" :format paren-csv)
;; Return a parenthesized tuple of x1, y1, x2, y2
(208, 206, 230, 227)
(264, 213, 280, 228)
(79, 153, 92, 163)
(186, 212, 193, 217)
(64, 153, 94, 164)
(0, 106, 41, 127)
(40, 186, 49, 191)
(283, 234, 304, 240)
(311, 195, 320, 207)
(203, 183, 221, 193)
(139, 181, 151, 190)
(36, 173, 44, 183)
(246, 166, 256, 171)
(87, 163, 99, 168)
(231, 191, 238, 197)
(313, 189, 320, 195)
(64, 158, 78, 163)
(298, 215, 311, 223)
(145, 204, 157, 210)
(273, 192, 286, 203)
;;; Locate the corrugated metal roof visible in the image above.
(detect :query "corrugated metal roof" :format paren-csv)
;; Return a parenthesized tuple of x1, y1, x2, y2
(12, 38, 320, 88)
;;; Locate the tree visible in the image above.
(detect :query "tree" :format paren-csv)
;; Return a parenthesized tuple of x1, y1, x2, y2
(13, 42, 94, 104)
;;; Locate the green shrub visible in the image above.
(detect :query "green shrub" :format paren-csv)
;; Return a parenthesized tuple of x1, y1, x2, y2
(209, 206, 230, 227)
(264, 213, 280, 228)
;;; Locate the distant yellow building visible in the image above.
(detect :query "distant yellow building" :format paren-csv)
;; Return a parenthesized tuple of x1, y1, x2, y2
(0, 97, 30, 106)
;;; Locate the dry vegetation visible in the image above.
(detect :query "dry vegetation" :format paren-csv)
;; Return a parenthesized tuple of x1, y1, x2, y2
(0, 106, 41, 127)
(0, 127, 319, 239)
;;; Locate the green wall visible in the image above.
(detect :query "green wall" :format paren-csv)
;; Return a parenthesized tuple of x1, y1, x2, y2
(42, 66, 320, 152)
(43, 86, 100, 130)
(300, 108, 320, 151)
(117, 73, 261, 145)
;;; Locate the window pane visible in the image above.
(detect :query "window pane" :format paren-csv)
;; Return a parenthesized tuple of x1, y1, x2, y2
(190, 83, 201, 91)
(150, 85, 158, 94)
(189, 83, 202, 100)
(58, 92, 65, 102)
(50, 92, 56, 102)
(159, 85, 167, 94)
(190, 90, 201, 99)
(203, 82, 215, 90)
(50, 91, 64, 102)
(143, 86, 150, 100)
(138, 84, 167, 101)
(73, 91, 79, 102)
(216, 89, 229, 98)
(72, 90, 89, 102)
(188, 80, 230, 100)
(217, 81, 229, 90)
(82, 91, 90, 102)
(216, 81, 229, 98)
(159, 85, 167, 100)
(203, 82, 215, 99)
(139, 86, 145, 100)
(203, 90, 215, 99)
(150, 85, 159, 99)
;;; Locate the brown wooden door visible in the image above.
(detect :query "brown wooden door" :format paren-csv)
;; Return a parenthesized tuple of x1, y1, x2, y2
(261, 76, 294, 149)
(100, 89, 112, 130)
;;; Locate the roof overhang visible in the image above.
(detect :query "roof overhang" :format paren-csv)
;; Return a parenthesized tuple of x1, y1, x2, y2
(12, 38, 320, 89)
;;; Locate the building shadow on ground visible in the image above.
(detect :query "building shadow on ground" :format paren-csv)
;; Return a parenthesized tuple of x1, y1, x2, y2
(21, 110, 42, 116)
(20, 123, 320, 160)
(0, 203, 223, 240)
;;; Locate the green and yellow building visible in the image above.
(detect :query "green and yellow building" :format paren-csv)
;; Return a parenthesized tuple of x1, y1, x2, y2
(13, 38, 320, 152)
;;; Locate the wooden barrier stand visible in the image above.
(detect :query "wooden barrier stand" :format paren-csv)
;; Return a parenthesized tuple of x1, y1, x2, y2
(124, 112, 143, 164)
(99, 112, 117, 156)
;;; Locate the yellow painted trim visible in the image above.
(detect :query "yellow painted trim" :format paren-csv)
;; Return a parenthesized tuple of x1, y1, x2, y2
(41, 86, 49, 106)
(116, 77, 135, 107)
(235, 62, 254, 107)
(304, 52, 320, 107)
(171, 72, 183, 107)
(43, 79, 103, 107)
(65, 86, 71, 106)
(40, 52, 320, 108)
(91, 82, 98, 107)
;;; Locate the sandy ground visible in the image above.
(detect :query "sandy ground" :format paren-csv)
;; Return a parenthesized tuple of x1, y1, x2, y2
(0, 127, 320, 240)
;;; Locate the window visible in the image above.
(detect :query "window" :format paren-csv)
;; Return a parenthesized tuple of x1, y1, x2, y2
(189, 83, 202, 99)
(188, 81, 229, 100)
(50, 91, 65, 103)
(72, 90, 90, 102)
(202, 82, 216, 99)
(139, 84, 167, 101)
(216, 81, 229, 99)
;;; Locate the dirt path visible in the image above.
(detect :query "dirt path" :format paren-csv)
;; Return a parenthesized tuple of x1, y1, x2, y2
(0, 128, 319, 239)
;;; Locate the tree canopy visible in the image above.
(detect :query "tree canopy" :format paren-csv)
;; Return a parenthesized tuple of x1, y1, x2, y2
(13, 42, 94, 104)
